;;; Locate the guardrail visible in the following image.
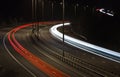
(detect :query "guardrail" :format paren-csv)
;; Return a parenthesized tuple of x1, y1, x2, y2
(32, 32, 117, 76)
(29, 22, 119, 76)
(31, 33, 114, 76)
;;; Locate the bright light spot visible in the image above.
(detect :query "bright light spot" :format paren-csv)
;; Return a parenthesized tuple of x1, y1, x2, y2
(97, 8, 114, 16)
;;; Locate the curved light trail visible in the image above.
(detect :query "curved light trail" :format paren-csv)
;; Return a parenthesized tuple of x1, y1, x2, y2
(7, 22, 70, 77)
(3, 34, 37, 77)
(97, 8, 114, 16)
(50, 23, 120, 63)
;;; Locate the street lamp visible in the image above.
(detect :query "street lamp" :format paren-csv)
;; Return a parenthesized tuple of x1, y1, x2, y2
(52, 2, 54, 20)
(42, 0, 44, 21)
(32, 0, 35, 33)
(31, 0, 39, 36)
(35, 0, 38, 36)
(75, 3, 79, 17)
(62, 0, 65, 57)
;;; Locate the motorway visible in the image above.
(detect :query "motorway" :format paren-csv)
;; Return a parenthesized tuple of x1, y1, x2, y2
(0, 21, 120, 77)
(0, 26, 34, 77)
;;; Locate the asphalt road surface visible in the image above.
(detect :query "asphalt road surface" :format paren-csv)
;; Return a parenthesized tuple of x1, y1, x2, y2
(0, 26, 34, 77)
(0, 22, 120, 77)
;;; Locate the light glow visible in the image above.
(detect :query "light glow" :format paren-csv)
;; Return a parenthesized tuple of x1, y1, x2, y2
(7, 22, 70, 77)
(98, 8, 114, 16)
(50, 23, 120, 63)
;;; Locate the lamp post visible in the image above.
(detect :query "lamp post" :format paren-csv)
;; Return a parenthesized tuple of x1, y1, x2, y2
(42, 0, 44, 21)
(32, 0, 35, 33)
(75, 3, 79, 17)
(62, 0, 65, 57)
(36, 0, 40, 37)
(32, 0, 39, 36)
(32, 0, 34, 22)
(52, 2, 54, 20)
(35, 0, 38, 36)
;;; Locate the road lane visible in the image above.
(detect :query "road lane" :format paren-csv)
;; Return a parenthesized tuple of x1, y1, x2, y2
(0, 27, 34, 77)
(36, 24, 120, 76)
(3, 34, 37, 77)
(7, 22, 70, 77)
(3, 21, 120, 77)
(50, 23, 120, 63)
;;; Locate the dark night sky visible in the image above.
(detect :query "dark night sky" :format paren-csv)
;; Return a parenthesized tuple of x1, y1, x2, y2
(0, 0, 21, 17)
(0, 0, 120, 51)
(0, 0, 31, 21)
(0, 0, 119, 22)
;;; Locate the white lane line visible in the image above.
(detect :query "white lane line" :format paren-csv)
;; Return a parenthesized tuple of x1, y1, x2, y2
(3, 33, 37, 77)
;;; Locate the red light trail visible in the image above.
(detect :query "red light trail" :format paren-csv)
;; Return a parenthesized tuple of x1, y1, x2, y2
(7, 21, 70, 77)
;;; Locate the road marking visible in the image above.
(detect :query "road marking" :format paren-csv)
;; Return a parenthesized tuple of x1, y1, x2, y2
(3, 34, 37, 77)
(6, 22, 70, 77)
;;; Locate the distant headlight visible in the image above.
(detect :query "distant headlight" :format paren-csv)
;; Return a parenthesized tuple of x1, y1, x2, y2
(97, 8, 114, 16)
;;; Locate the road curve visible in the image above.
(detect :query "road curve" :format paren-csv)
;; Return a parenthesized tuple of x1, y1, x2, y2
(50, 23, 120, 63)
(3, 21, 120, 77)
(7, 22, 70, 77)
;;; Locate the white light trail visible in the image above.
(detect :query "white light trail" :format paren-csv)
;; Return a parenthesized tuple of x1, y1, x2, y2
(50, 23, 120, 63)
(99, 8, 114, 16)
